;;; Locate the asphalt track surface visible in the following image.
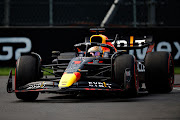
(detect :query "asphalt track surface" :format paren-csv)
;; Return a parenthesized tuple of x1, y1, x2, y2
(1, 76, 180, 120)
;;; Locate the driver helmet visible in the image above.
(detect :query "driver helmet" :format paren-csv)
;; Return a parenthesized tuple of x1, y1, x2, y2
(88, 46, 102, 57)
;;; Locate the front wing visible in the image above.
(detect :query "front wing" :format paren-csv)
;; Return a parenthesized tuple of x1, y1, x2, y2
(7, 69, 132, 93)
(8, 79, 124, 93)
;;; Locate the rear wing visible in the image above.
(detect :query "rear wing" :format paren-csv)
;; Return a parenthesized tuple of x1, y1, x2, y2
(112, 36, 154, 50)
(90, 28, 105, 34)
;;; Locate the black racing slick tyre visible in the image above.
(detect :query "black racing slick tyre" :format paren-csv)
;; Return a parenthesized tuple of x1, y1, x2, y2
(114, 54, 139, 97)
(15, 55, 40, 101)
(145, 52, 174, 93)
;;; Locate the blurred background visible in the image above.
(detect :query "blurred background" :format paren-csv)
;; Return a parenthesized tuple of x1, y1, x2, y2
(0, 0, 180, 27)
(0, 0, 180, 74)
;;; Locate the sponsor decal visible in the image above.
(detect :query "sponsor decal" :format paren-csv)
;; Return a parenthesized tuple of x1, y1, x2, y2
(73, 61, 82, 64)
(112, 37, 146, 47)
(27, 82, 46, 90)
(88, 82, 112, 88)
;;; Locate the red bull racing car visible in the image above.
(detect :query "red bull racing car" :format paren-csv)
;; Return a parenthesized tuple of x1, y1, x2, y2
(7, 28, 174, 101)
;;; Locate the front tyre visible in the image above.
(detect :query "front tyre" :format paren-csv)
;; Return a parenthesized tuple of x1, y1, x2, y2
(114, 54, 139, 97)
(16, 92, 39, 101)
(15, 55, 40, 101)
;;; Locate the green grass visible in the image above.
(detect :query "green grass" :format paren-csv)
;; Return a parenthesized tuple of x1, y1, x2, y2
(175, 67, 180, 74)
(0, 67, 180, 76)
(0, 67, 53, 76)
(0, 67, 15, 76)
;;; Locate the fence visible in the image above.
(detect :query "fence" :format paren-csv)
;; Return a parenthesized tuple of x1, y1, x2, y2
(0, 0, 180, 27)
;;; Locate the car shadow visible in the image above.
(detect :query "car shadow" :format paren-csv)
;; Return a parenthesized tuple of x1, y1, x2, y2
(12, 89, 180, 103)
(13, 92, 153, 103)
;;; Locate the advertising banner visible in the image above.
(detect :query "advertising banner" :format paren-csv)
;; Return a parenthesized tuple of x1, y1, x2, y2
(0, 28, 179, 66)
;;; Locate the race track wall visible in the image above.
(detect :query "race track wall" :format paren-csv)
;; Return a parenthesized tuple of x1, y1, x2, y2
(0, 27, 179, 66)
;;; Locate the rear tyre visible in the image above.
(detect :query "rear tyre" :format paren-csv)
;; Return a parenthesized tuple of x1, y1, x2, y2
(15, 55, 40, 101)
(145, 52, 174, 93)
(114, 54, 139, 97)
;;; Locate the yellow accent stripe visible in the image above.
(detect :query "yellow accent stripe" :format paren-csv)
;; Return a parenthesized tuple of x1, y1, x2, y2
(103, 82, 107, 87)
(130, 36, 134, 47)
(40, 81, 45, 87)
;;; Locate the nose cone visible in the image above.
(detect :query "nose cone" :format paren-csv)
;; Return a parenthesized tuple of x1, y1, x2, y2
(58, 72, 81, 88)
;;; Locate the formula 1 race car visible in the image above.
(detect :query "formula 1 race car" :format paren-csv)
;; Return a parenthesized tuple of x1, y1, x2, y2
(7, 28, 174, 101)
